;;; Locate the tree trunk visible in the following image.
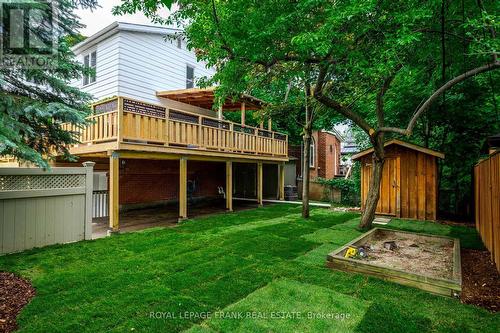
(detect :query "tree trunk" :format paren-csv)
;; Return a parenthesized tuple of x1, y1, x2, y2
(302, 132, 311, 218)
(358, 138, 385, 229)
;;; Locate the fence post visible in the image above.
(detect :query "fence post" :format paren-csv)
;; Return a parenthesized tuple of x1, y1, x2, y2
(83, 161, 95, 240)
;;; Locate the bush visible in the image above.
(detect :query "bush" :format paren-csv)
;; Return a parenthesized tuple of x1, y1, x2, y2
(316, 164, 361, 206)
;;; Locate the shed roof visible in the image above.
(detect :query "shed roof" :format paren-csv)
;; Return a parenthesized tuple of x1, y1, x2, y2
(156, 87, 266, 110)
(352, 139, 445, 160)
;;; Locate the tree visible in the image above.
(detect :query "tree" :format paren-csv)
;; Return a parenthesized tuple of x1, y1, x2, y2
(260, 71, 318, 218)
(0, 0, 97, 167)
(117, 0, 499, 228)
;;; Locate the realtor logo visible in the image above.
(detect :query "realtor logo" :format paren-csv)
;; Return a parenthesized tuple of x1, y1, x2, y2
(0, 0, 58, 68)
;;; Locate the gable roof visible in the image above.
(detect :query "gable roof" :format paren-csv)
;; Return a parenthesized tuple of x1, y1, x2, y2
(320, 129, 344, 142)
(72, 22, 181, 53)
(352, 139, 444, 160)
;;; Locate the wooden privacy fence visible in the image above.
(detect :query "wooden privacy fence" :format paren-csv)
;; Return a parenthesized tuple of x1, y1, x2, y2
(474, 152, 500, 272)
(0, 162, 94, 255)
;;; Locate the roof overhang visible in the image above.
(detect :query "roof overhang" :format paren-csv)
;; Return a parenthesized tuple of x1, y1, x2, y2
(352, 139, 445, 160)
(72, 22, 181, 54)
(156, 87, 266, 111)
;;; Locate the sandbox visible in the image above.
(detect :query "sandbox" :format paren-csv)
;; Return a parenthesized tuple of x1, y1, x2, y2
(326, 228, 461, 297)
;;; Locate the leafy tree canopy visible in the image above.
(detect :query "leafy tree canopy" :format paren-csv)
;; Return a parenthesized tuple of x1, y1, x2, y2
(117, 0, 498, 221)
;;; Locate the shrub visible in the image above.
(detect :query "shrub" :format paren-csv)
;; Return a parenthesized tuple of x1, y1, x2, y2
(316, 164, 361, 206)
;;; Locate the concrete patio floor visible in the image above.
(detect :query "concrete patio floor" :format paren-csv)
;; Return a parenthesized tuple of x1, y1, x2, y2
(92, 199, 260, 238)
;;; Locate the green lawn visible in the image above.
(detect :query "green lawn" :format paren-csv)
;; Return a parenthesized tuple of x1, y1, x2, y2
(0, 204, 498, 332)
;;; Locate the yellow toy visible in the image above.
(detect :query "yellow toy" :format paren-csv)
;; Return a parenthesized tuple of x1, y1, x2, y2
(344, 246, 358, 258)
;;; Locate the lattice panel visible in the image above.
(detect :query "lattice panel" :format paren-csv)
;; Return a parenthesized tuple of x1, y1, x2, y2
(258, 129, 272, 138)
(170, 110, 199, 124)
(202, 118, 230, 130)
(124, 99, 166, 118)
(274, 133, 287, 141)
(94, 99, 118, 114)
(0, 174, 86, 191)
(233, 125, 255, 135)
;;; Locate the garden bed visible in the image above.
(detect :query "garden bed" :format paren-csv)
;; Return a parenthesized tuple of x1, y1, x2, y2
(326, 228, 461, 297)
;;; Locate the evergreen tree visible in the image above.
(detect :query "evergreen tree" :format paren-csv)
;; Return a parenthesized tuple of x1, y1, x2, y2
(0, 0, 97, 167)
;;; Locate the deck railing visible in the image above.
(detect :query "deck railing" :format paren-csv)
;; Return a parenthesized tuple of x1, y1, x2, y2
(64, 97, 288, 157)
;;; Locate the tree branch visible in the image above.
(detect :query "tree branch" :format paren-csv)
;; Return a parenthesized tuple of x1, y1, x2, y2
(405, 61, 500, 134)
(373, 62, 499, 136)
(375, 64, 403, 127)
(313, 64, 373, 135)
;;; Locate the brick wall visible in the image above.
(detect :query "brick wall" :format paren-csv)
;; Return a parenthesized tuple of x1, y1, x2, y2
(316, 131, 341, 179)
(288, 130, 341, 180)
(119, 159, 225, 205)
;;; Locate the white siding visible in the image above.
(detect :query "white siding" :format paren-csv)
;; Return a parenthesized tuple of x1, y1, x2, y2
(117, 31, 216, 116)
(71, 27, 217, 117)
(72, 32, 120, 100)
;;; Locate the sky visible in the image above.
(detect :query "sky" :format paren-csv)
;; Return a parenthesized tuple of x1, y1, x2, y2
(75, 0, 173, 36)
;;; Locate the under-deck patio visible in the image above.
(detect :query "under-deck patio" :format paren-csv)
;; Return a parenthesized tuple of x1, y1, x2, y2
(92, 199, 260, 238)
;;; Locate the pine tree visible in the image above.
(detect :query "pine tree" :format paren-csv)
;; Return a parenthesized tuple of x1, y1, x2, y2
(0, 0, 98, 167)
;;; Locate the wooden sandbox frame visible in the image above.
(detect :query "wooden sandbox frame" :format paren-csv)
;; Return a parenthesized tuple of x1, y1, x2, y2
(326, 228, 462, 297)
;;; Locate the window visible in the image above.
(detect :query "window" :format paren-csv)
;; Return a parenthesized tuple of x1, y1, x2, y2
(83, 51, 96, 86)
(186, 65, 194, 88)
(309, 139, 315, 168)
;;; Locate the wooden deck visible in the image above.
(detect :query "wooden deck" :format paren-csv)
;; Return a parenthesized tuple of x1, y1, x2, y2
(63, 97, 288, 161)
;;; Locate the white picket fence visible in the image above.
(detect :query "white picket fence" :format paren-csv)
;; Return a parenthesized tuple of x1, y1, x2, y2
(93, 191, 108, 218)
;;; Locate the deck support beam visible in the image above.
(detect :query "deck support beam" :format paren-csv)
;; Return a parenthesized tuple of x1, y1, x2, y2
(179, 157, 188, 220)
(109, 152, 120, 231)
(226, 161, 233, 211)
(257, 162, 263, 206)
(279, 162, 285, 200)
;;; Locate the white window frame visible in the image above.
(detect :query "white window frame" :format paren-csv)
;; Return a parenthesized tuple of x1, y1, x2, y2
(82, 50, 97, 86)
(186, 65, 195, 89)
(309, 139, 315, 168)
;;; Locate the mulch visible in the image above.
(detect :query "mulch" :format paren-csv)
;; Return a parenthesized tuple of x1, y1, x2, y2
(0, 272, 36, 333)
(461, 248, 500, 312)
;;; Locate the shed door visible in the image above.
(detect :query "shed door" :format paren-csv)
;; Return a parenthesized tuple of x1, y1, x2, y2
(363, 157, 400, 216)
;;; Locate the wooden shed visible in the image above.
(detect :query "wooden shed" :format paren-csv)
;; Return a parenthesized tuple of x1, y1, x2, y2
(352, 139, 444, 220)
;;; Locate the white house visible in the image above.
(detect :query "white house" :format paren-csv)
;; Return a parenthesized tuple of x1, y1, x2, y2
(71, 22, 217, 117)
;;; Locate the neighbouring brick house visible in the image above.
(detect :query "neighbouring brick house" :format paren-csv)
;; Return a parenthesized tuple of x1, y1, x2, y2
(289, 130, 342, 181)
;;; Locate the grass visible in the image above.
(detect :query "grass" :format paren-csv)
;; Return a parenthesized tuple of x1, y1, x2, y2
(0, 204, 498, 332)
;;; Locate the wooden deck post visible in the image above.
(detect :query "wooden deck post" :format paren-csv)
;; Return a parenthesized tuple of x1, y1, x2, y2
(117, 97, 124, 143)
(179, 157, 188, 220)
(268, 118, 272, 131)
(109, 152, 120, 231)
(257, 162, 263, 206)
(226, 160, 233, 211)
(241, 102, 246, 126)
(218, 98, 223, 120)
(279, 162, 285, 201)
